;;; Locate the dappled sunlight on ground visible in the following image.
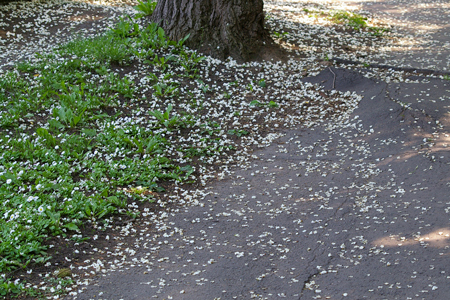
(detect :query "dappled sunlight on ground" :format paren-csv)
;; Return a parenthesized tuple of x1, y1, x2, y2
(372, 228, 450, 248)
(266, 0, 450, 70)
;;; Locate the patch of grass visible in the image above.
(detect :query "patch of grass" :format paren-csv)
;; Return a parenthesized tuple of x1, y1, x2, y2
(272, 31, 289, 39)
(228, 129, 249, 137)
(329, 10, 389, 36)
(368, 26, 390, 37)
(149, 105, 184, 129)
(0, 278, 25, 297)
(249, 100, 279, 108)
(0, 18, 213, 298)
(330, 11, 368, 30)
(134, 0, 157, 18)
(59, 34, 131, 65)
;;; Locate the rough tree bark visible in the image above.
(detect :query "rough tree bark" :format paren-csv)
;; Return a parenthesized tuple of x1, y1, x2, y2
(150, 0, 270, 62)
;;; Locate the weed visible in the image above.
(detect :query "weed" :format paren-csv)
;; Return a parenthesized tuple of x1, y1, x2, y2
(70, 235, 90, 243)
(59, 34, 131, 65)
(174, 34, 190, 50)
(45, 276, 74, 296)
(268, 101, 279, 108)
(36, 128, 58, 147)
(148, 105, 183, 129)
(128, 186, 151, 195)
(0, 278, 24, 297)
(228, 129, 249, 137)
(180, 51, 205, 76)
(249, 100, 279, 108)
(110, 17, 140, 38)
(134, 0, 157, 18)
(258, 78, 266, 88)
(152, 82, 179, 98)
(138, 24, 170, 50)
(329, 10, 388, 36)
(181, 145, 214, 158)
(368, 26, 389, 37)
(330, 11, 368, 30)
(196, 79, 210, 93)
(272, 31, 289, 39)
(106, 73, 135, 98)
(53, 106, 87, 128)
(153, 54, 175, 71)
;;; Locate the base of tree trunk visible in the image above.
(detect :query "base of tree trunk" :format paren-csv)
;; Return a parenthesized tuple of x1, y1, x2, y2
(150, 0, 271, 62)
(250, 38, 296, 63)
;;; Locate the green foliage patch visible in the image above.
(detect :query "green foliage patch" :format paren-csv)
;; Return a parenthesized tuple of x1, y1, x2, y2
(0, 17, 202, 297)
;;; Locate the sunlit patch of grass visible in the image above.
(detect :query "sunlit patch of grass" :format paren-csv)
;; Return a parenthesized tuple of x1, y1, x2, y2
(300, 8, 389, 37)
(134, 0, 157, 18)
(59, 35, 132, 65)
(330, 11, 368, 30)
(330, 10, 389, 36)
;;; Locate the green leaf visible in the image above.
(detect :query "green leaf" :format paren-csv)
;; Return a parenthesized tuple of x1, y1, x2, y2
(82, 128, 97, 137)
(36, 128, 57, 147)
(269, 101, 279, 108)
(180, 165, 194, 177)
(107, 196, 118, 202)
(49, 119, 65, 130)
(64, 223, 79, 232)
(178, 34, 190, 47)
(100, 189, 109, 197)
(258, 79, 266, 88)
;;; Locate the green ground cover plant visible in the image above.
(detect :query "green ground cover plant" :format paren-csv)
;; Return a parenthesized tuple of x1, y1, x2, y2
(329, 11, 389, 36)
(0, 18, 218, 297)
(134, 0, 157, 18)
(301, 8, 389, 37)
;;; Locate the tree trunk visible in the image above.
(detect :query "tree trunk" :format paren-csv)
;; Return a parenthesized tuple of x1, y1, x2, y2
(150, 0, 269, 62)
